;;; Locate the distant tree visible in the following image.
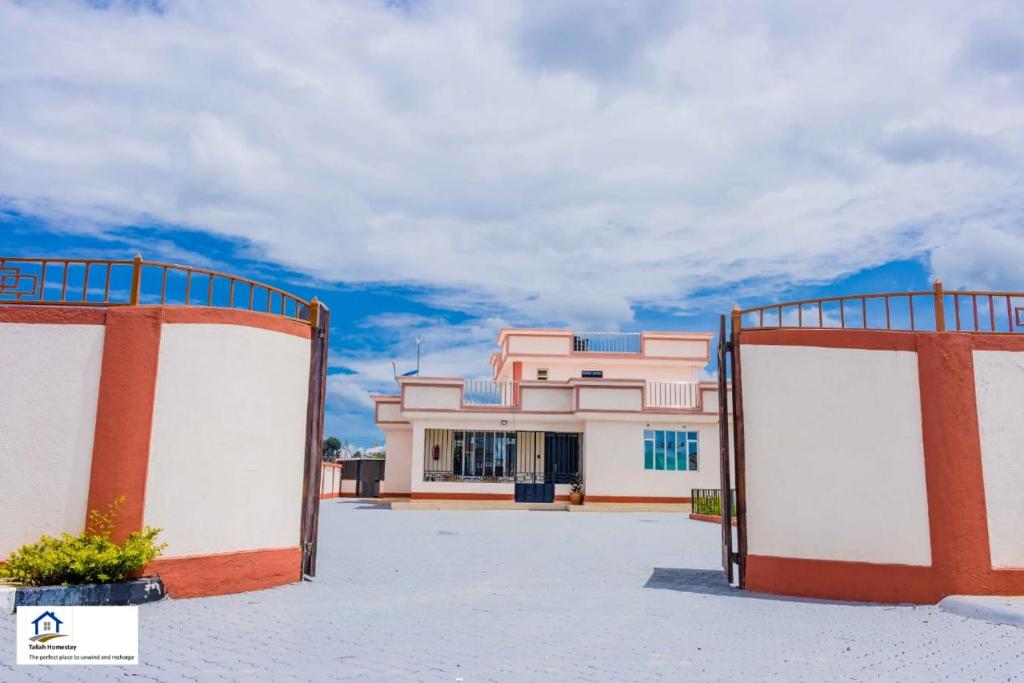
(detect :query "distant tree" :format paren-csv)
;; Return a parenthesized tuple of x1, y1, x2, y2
(323, 436, 342, 462)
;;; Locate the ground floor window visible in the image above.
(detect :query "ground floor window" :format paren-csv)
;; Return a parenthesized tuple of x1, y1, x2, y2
(643, 430, 698, 471)
(423, 429, 580, 483)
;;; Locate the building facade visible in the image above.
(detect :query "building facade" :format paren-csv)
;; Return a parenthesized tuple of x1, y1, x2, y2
(373, 329, 729, 503)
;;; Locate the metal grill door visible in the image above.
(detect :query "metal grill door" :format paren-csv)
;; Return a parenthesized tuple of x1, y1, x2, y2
(717, 315, 735, 585)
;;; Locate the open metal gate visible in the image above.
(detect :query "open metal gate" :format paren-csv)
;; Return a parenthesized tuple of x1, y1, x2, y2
(717, 312, 747, 587)
(300, 301, 330, 578)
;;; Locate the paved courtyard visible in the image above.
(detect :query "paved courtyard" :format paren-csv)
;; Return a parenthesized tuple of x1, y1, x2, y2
(3, 500, 1024, 681)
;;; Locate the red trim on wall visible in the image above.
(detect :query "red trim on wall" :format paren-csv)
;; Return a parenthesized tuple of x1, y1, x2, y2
(585, 495, 692, 504)
(916, 334, 993, 595)
(746, 555, 940, 604)
(86, 307, 163, 543)
(380, 492, 412, 498)
(971, 335, 1024, 352)
(147, 547, 301, 598)
(409, 492, 515, 501)
(0, 306, 108, 324)
(741, 328, 918, 351)
(161, 307, 311, 339)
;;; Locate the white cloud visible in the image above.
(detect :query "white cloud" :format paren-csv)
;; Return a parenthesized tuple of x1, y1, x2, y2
(1, 0, 1023, 328)
(931, 223, 1024, 291)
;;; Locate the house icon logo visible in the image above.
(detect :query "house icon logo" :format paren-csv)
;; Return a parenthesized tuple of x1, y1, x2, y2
(29, 610, 67, 643)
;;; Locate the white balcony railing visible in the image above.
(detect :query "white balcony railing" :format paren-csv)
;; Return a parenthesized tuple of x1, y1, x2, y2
(572, 332, 642, 353)
(645, 381, 699, 409)
(463, 380, 518, 406)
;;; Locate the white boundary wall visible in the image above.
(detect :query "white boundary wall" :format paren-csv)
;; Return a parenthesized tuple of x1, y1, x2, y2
(742, 345, 932, 566)
(973, 350, 1024, 568)
(145, 324, 310, 556)
(0, 324, 105, 556)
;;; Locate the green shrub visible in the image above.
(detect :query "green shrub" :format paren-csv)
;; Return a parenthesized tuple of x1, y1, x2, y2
(0, 497, 167, 587)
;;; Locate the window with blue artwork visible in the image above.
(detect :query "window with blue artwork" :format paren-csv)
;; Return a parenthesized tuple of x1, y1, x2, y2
(643, 430, 698, 471)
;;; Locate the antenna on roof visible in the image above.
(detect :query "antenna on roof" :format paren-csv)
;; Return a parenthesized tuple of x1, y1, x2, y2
(393, 337, 422, 380)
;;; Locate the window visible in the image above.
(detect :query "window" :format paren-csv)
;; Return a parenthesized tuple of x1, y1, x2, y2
(422, 429, 581, 482)
(536, 368, 549, 381)
(643, 430, 698, 471)
(581, 370, 603, 378)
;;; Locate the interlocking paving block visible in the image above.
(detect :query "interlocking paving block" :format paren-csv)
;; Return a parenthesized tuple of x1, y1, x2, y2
(2, 503, 1023, 681)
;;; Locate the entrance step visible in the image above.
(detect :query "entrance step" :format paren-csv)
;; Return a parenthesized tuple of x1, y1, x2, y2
(939, 595, 1024, 627)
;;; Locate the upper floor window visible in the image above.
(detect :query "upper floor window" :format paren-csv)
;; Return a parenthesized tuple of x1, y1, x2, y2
(581, 370, 603, 378)
(536, 368, 549, 381)
(643, 430, 698, 471)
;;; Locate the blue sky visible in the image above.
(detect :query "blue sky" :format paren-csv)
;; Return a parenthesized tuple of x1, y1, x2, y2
(2, 0, 1024, 445)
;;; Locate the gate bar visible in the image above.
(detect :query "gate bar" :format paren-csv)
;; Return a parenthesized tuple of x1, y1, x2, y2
(730, 306, 748, 587)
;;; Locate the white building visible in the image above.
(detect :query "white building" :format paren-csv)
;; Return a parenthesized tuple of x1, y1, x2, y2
(372, 328, 728, 503)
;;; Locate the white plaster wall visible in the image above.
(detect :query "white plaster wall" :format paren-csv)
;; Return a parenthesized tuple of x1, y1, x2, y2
(321, 464, 344, 496)
(972, 350, 1024, 568)
(643, 338, 708, 359)
(743, 345, 931, 565)
(145, 324, 310, 556)
(520, 386, 574, 412)
(583, 420, 721, 498)
(577, 386, 643, 412)
(404, 384, 462, 410)
(380, 427, 412, 494)
(0, 324, 104, 556)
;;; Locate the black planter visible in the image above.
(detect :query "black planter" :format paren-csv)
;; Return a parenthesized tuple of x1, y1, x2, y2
(14, 577, 164, 608)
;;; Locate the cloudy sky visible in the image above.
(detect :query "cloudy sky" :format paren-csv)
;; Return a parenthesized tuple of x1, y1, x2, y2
(3, 0, 1024, 444)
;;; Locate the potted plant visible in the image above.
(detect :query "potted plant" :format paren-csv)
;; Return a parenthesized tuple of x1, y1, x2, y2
(568, 473, 584, 505)
(1, 496, 167, 608)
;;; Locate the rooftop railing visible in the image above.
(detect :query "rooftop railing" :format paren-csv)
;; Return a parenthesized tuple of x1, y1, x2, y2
(645, 381, 699, 409)
(572, 332, 642, 353)
(0, 255, 317, 324)
(737, 281, 1024, 334)
(463, 380, 518, 406)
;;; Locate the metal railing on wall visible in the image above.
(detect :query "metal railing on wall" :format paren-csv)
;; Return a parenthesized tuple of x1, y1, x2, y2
(737, 280, 1024, 334)
(463, 380, 518, 406)
(0, 255, 316, 324)
(691, 488, 737, 516)
(645, 381, 699, 409)
(572, 332, 642, 353)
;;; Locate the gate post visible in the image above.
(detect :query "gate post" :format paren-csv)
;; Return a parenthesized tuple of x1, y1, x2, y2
(730, 305, 748, 588)
(716, 315, 734, 584)
(300, 298, 330, 578)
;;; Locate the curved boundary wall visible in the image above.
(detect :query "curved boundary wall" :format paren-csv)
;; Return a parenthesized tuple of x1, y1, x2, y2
(0, 306, 312, 598)
(740, 329, 1024, 603)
